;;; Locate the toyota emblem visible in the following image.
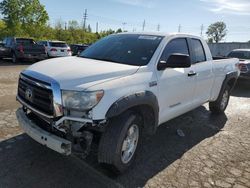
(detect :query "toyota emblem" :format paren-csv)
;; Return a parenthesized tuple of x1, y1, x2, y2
(25, 88, 33, 101)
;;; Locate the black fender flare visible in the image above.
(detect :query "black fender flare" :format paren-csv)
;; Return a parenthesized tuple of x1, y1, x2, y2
(221, 71, 238, 94)
(106, 91, 159, 134)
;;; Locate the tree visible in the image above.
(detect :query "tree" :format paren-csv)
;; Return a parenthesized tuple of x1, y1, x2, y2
(116, 28, 122, 33)
(68, 20, 79, 30)
(87, 24, 92, 33)
(0, 0, 49, 36)
(206, 21, 227, 43)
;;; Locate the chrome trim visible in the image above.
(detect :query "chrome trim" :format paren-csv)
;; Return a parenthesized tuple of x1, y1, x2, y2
(17, 95, 54, 119)
(55, 116, 93, 126)
(20, 70, 63, 117)
(20, 74, 51, 90)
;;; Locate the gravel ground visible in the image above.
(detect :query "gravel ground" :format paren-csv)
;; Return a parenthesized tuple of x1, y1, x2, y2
(0, 59, 249, 188)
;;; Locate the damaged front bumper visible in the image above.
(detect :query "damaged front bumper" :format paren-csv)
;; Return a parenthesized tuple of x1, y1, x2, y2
(16, 108, 72, 155)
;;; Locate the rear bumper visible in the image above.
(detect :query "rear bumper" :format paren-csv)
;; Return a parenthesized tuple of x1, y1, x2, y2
(48, 52, 72, 57)
(18, 53, 47, 60)
(16, 108, 72, 155)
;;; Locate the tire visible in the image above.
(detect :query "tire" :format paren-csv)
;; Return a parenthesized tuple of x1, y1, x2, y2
(209, 85, 230, 114)
(12, 53, 19, 63)
(98, 110, 143, 174)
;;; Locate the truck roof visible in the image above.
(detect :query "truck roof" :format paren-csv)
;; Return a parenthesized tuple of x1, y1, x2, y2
(117, 32, 203, 40)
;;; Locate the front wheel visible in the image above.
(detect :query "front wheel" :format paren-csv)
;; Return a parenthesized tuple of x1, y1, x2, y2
(98, 111, 142, 174)
(209, 85, 230, 114)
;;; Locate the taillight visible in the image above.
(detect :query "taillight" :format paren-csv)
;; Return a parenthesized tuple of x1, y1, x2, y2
(18, 45, 24, 53)
(50, 48, 57, 52)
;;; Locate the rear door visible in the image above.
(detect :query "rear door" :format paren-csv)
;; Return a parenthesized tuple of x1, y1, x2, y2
(189, 38, 213, 106)
(156, 38, 197, 124)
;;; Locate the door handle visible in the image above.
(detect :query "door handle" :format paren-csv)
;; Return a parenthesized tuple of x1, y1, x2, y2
(188, 71, 197, 77)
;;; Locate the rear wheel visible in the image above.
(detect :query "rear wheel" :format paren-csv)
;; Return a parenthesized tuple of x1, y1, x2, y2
(98, 111, 143, 174)
(209, 85, 230, 114)
(12, 53, 19, 63)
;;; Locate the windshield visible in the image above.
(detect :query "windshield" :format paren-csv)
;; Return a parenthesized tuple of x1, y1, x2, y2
(80, 34, 163, 66)
(49, 42, 68, 48)
(228, 51, 250, 60)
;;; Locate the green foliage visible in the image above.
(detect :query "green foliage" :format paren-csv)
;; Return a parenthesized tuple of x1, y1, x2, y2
(0, 0, 123, 44)
(0, 0, 49, 36)
(206, 21, 227, 43)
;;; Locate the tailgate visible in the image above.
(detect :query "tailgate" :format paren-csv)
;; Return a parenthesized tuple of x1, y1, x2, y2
(22, 44, 46, 55)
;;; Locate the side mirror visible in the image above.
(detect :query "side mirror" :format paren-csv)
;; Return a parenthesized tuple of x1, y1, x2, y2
(158, 53, 191, 70)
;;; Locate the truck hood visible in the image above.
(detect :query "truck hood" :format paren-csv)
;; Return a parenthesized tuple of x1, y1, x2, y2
(26, 56, 139, 90)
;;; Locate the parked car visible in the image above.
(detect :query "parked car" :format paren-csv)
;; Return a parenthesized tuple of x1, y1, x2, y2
(70, 44, 89, 56)
(0, 37, 46, 63)
(37, 41, 72, 57)
(16, 33, 239, 174)
(227, 49, 250, 82)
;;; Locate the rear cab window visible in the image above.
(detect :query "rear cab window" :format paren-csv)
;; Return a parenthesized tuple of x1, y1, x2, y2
(49, 42, 68, 48)
(16, 38, 35, 45)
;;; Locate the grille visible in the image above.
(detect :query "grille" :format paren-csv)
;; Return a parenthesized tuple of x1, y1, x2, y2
(18, 75, 54, 116)
(240, 64, 249, 73)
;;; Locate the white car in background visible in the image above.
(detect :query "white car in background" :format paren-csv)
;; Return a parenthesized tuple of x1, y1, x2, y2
(38, 41, 72, 57)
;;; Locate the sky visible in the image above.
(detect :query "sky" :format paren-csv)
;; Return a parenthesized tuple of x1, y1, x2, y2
(39, 0, 250, 42)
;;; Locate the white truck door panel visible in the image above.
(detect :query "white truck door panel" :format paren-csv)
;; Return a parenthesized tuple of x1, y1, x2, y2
(156, 38, 196, 125)
(157, 67, 196, 124)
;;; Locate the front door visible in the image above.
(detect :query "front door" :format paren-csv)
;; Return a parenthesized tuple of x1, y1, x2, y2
(156, 38, 196, 124)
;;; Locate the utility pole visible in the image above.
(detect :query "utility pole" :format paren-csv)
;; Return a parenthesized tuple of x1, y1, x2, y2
(64, 22, 67, 30)
(83, 9, 88, 30)
(96, 22, 99, 33)
(157, 24, 160, 32)
(142, 20, 146, 31)
(178, 24, 181, 33)
(122, 22, 127, 31)
(200, 24, 204, 36)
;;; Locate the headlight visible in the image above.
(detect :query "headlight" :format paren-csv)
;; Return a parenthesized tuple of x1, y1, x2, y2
(62, 90, 104, 111)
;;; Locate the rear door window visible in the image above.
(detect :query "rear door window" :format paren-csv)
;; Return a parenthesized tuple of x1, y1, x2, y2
(191, 39, 206, 63)
(16, 39, 35, 45)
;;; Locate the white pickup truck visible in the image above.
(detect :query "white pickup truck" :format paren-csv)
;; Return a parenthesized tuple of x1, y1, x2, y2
(16, 33, 239, 173)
